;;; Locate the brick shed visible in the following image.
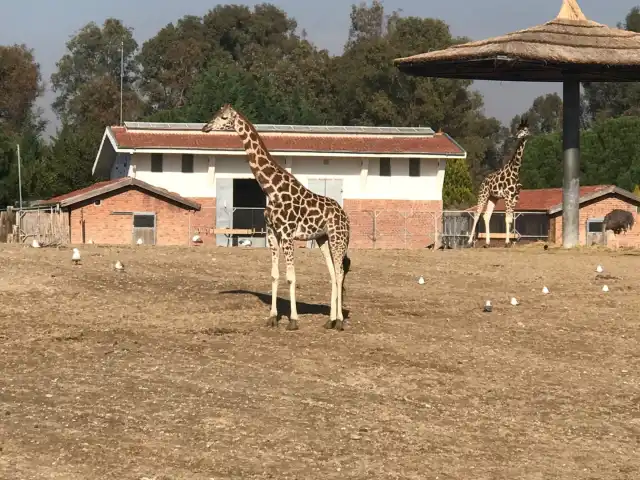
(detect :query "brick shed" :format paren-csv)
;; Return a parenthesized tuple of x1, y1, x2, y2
(39, 177, 201, 245)
(488, 185, 640, 246)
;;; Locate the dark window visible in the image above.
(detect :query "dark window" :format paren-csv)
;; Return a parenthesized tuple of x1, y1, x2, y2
(409, 158, 420, 177)
(588, 220, 603, 233)
(133, 214, 155, 228)
(151, 153, 163, 172)
(380, 158, 391, 176)
(94, 200, 102, 206)
(182, 154, 194, 173)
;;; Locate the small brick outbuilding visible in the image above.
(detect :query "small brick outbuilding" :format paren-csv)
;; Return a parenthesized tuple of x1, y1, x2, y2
(488, 184, 640, 246)
(39, 177, 201, 245)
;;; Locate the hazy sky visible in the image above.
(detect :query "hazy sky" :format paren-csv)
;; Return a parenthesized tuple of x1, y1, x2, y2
(1, 0, 637, 136)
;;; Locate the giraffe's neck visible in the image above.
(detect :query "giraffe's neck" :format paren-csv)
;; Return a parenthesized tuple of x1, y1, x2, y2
(232, 115, 303, 201)
(504, 138, 528, 177)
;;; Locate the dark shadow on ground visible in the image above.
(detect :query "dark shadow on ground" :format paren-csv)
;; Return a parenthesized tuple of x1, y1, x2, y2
(219, 289, 350, 319)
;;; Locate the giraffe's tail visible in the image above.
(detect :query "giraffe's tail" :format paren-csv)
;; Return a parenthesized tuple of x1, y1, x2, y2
(342, 253, 351, 303)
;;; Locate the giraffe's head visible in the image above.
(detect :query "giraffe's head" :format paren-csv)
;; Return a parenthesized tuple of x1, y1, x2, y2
(202, 104, 238, 133)
(515, 117, 531, 140)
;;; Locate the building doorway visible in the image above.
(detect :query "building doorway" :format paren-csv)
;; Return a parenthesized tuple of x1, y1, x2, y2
(132, 212, 156, 245)
(232, 178, 266, 247)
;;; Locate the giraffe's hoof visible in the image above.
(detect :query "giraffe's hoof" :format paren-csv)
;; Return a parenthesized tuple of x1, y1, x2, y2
(324, 320, 344, 331)
(266, 316, 279, 328)
(286, 319, 299, 331)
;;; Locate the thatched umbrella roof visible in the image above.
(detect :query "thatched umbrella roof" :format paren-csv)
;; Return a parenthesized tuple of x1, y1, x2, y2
(394, 0, 640, 82)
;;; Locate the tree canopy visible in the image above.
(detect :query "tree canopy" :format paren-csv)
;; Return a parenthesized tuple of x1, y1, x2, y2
(3, 1, 640, 209)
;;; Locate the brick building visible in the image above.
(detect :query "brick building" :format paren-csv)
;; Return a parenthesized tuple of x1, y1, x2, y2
(73, 120, 467, 247)
(484, 185, 640, 246)
(39, 177, 201, 245)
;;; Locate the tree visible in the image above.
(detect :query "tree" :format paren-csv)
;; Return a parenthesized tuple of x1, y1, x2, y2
(335, 1, 503, 196)
(520, 115, 640, 191)
(50, 18, 142, 126)
(443, 158, 475, 208)
(582, 7, 640, 121)
(0, 45, 43, 135)
(510, 93, 563, 135)
(137, 15, 212, 112)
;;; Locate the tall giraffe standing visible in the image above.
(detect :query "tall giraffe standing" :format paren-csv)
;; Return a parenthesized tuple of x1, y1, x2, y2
(202, 104, 351, 331)
(467, 118, 531, 246)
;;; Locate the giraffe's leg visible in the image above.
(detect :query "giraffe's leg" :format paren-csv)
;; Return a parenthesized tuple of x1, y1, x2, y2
(325, 237, 348, 331)
(504, 206, 514, 246)
(468, 189, 489, 245)
(316, 236, 338, 323)
(266, 227, 280, 327)
(482, 199, 496, 246)
(281, 240, 299, 331)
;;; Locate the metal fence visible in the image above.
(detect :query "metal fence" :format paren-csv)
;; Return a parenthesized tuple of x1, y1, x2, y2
(441, 210, 550, 248)
(187, 207, 550, 249)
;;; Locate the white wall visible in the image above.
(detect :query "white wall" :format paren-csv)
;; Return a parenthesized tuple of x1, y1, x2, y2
(132, 153, 215, 197)
(124, 152, 447, 201)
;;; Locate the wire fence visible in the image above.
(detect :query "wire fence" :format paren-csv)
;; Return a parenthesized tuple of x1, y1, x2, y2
(189, 207, 550, 249)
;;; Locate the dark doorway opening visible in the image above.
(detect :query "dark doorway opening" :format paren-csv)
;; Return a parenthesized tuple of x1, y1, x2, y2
(232, 178, 266, 246)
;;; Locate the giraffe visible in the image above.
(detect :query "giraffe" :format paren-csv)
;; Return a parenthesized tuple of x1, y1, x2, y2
(467, 118, 531, 247)
(202, 104, 352, 331)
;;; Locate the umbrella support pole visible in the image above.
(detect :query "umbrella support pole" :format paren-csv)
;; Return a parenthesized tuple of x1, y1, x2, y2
(562, 79, 581, 248)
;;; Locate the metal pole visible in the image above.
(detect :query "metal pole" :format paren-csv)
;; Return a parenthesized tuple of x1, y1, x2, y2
(16, 143, 22, 210)
(562, 80, 581, 248)
(120, 40, 124, 125)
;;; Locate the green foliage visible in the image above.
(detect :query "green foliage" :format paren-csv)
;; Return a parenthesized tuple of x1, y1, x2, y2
(520, 133, 564, 189)
(443, 159, 475, 209)
(582, 7, 640, 122)
(521, 116, 640, 192)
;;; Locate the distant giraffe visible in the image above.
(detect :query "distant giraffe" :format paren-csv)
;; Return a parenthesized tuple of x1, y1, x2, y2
(468, 118, 531, 246)
(202, 104, 351, 331)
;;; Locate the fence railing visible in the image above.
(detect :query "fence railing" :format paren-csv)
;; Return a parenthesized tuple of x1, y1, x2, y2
(188, 208, 549, 249)
(0, 206, 69, 245)
(440, 210, 549, 248)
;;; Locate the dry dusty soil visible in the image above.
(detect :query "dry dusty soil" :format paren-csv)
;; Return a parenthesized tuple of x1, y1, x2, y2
(0, 243, 639, 479)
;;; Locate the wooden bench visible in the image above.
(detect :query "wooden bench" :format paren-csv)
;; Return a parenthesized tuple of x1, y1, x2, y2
(477, 232, 521, 240)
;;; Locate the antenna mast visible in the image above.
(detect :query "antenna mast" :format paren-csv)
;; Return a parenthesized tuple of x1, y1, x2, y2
(120, 40, 124, 125)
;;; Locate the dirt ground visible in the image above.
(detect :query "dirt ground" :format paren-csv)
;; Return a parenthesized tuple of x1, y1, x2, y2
(0, 242, 638, 479)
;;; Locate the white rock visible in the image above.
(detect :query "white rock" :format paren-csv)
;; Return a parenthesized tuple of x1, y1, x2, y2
(31, 239, 40, 248)
(602, 285, 609, 292)
(114, 260, 124, 271)
(542, 286, 549, 294)
(136, 238, 143, 245)
(418, 276, 425, 285)
(72, 248, 81, 262)
(596, 265, 603, 273)
(510, 297, 519, 306)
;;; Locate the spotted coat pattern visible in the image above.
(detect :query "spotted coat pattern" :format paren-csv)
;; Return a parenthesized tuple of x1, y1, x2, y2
(202, 104, 351, 330)
(468, 119, 531, 246)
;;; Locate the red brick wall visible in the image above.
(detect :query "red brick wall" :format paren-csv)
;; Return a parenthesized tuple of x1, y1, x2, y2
(188, 197, 216, 245)
(344, 199, 442, 249)
(69, 191, 443, 249)
(69, 188, 195, 246)
(550, 194, 640, 246)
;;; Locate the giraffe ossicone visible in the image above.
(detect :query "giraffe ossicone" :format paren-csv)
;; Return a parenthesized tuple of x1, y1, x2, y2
(202, 104, 352, 330)
(467, 117, 531, 247)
